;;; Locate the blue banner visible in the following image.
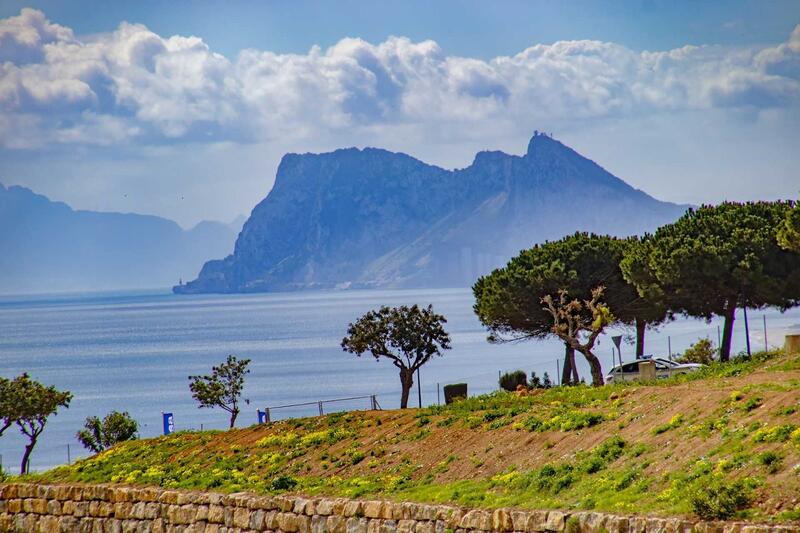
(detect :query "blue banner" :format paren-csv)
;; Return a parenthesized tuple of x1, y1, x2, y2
(162, 412, 174, 435)
(257, 410, 267, 424)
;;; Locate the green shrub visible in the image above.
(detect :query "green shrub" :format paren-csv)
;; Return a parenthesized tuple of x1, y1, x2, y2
(443, 383, 467, 404)
(350, 451, 366, 465)
(757, 451, 782, 474)
(689, 477, 754, 520)
(741, 397, 763, 412)
(499, 370, 528, 392)
(653, 414, 683, 435)
(269, 475, 297, 491)
(753, 424, 796, 443)
(678, 338, 716, 365)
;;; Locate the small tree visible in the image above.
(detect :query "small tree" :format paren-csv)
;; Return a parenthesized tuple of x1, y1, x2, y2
(341, 304, 451, 408)
(678, 338, 716, 365)
(622, 201, 800, 361)
(1, 374, 72, 474)
(499, 370, 528, 391)
(0, 376, 14, 437)
(189, 355, 251, 428)
(474, 233, 669, 386)
(77, 411, 139, 453)
(778, 200, 800, 252)
(542, 287, 614, 387)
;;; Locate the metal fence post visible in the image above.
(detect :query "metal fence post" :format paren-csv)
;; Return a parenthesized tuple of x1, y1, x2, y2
(763, 315, 768, 351)
(265, 408, 270, 423)
(437, 383, 440, 406)
(318, 401, 323, 416)
(743, 307, 751, 356)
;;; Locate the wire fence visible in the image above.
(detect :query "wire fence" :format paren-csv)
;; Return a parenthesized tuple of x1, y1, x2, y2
(260, 394, 380, 422)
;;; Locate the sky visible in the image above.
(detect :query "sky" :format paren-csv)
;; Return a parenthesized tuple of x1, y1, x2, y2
(0, 1, 799, 227)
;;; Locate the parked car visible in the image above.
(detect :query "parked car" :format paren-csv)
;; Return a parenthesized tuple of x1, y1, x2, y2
(604, 357, 704, 383)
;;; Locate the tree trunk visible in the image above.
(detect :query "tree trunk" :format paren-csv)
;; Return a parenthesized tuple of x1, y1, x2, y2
(570, 349, 579, 384)
(399, 368, 414, 409)
(720, 301, 736, 362)
(20, 437, 36, 475)
(229, 408, 239, 429)
(635, 318, 646, 358)
(561, 342, 573, 385)
(577, 349, 604, 387)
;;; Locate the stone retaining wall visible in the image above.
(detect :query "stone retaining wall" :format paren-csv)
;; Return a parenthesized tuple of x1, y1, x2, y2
(0, 483, 794, 533)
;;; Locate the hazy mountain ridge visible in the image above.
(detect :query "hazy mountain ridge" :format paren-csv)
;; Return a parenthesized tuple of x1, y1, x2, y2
(176, 134, 689, 294)
(0, 183, 241, 294)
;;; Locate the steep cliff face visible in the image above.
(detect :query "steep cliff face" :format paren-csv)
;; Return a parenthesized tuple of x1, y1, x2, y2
(176, 134, 687, 294)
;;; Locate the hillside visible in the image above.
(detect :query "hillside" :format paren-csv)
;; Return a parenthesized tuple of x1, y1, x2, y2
(175, 134, 688, 294)
(29, 351, 800, 523)
(0, 183, 241, 293)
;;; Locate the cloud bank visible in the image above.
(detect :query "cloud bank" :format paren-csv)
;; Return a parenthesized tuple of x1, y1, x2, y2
(1, 8, 799, 150)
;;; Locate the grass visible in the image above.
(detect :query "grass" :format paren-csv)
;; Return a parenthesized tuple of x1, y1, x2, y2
(11, 349, 800, 523)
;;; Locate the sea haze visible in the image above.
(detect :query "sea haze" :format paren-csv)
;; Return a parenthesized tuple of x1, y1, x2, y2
(1, 288, 797, 472)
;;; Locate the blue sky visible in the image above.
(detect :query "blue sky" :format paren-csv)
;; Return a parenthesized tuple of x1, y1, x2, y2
(3, 0, 799, 57)
(0, 2, 799, 226)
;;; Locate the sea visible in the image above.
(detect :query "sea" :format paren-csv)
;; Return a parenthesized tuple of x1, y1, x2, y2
(1, 287, 799, 473)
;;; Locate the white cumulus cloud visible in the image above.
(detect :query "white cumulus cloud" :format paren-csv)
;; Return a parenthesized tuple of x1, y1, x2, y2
(0, 8, 799, 149)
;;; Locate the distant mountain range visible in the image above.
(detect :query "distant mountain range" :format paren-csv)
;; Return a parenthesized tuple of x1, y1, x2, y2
(0, 183, 242, 294)
(176, 133, 689, 294)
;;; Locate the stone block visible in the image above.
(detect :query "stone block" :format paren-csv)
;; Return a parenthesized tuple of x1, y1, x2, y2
(158, 492, 180, 505)
(411, 504, 440, 520)
(222, 506, 234, 527)
(17, 484, 36, 498)
(264, 510, 279, 529)
(47, 499, 62, 515)
(327, 514, 347, 533)
(435, 507, 462, 528)
(363, 501, 383, 519)
(277, 511, 300, 532)
(294, 498, 310, 514)
(24, 498, 48, 514)
(380, 519, 398, 533)
(416, 521, 434, 533)
(144, 503, 160, 520)
(38, 514, 59, 532)
(367, 518, 382, 533)
(7, 499, 22, 514)
(232, 507, 250, 529)
(544, 511, 566, 532)
(74, 502, 90, 518)
(316, 499, 336, 516)
(311, 514, 328, 533)
(459, 510, 491, 531)
(207, 505, 224, 524)
(343, 501, 364, 517)
(397, 519, 415, 533)
(346, 517, 369, 533)
(491, 509, 513, 532)
(104, 517, 123, 533)
(58, 516, 79, 532)
(0, 484, 18, 499)
(250, 509, 266, 530)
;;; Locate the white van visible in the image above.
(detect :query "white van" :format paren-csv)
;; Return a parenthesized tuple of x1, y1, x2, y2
(604, 357, 704, 383)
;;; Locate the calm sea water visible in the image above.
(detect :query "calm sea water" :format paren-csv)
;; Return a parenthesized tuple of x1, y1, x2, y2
(1, 288, 798, 473)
